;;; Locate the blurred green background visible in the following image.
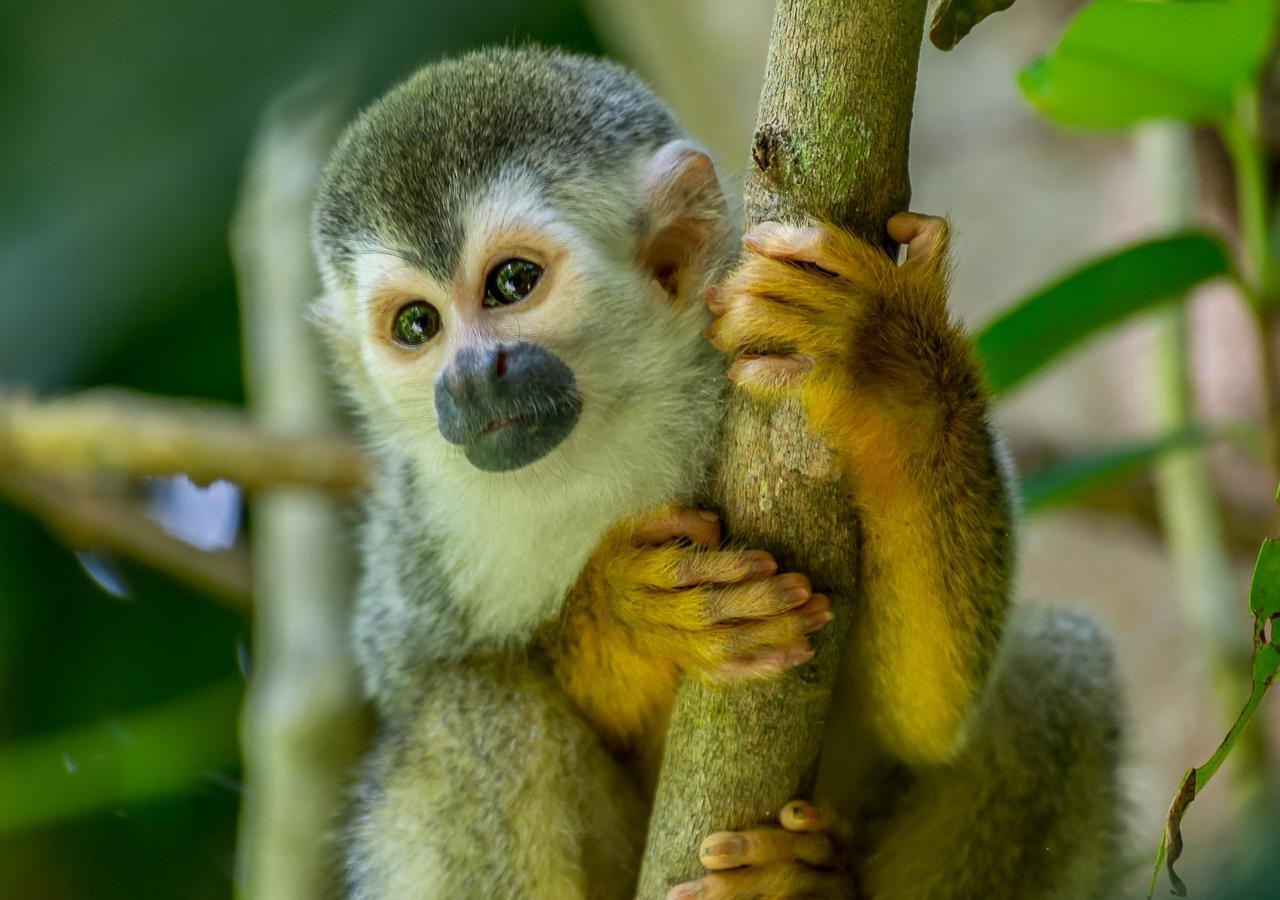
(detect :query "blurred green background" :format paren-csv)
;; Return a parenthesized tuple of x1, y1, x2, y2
(3, 0, 1280, 897)
(0, 2, 599, 896)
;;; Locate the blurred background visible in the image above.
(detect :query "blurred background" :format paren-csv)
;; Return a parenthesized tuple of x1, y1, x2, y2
(1, 0, 1277, 897)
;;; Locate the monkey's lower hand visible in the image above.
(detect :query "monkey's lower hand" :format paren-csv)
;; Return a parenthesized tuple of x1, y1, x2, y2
(600, 505, 831, 681)
(668, 800, 854, 900)
(547, 505, 831, 758)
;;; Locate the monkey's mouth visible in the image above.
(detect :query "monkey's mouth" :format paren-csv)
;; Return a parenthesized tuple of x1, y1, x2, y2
(480, 414, 524, 434)
(434, 342, 583, 473)
(456, 396, 582, 473)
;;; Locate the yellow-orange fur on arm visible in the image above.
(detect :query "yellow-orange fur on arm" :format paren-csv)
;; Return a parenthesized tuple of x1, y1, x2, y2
(711, 219, 1012, 766)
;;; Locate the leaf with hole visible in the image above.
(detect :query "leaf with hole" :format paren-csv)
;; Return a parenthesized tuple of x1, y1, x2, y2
(1250, 538, 1280, 618)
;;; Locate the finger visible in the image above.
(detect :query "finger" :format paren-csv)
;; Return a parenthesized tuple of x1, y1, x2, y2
(715, 594, 832, 656)
(742, 223, 840, 277)
(700, 827, 836, 870)
(742, 220, 882, 286)
(632, 506, 722, 549)
(779, 800, 840, 834)
(712, 642, 814, 680)
(703, 284, 726, 314)
(668, 549, 778, 588)
(727, 353, 814, 395)
(640, 572, 809, 630)
(703, 572, 811, 620)
(669, 863, 847, 899)
(886, 211, 948, 268)
(704, 290, 825, 357)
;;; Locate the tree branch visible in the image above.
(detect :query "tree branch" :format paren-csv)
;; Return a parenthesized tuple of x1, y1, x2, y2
(0, 471, 251, 607)
(0, 389, 367, 493)
(637, 1, 928, 894)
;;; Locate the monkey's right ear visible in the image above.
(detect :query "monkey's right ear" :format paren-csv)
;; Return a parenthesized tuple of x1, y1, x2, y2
(638, 141, 730, 302)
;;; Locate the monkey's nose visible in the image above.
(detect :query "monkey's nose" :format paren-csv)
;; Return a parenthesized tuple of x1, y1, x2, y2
(438, 345, 512, 404)
(433, 340, 582, 461)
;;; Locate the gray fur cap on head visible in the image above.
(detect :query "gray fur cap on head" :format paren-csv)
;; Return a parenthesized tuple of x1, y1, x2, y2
(313, 46, 684, 284)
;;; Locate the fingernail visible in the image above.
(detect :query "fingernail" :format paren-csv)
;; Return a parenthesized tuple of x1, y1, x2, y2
(701, 838, 741, 858)
(698, 510, 719, 522)
(808, 609, 833, 628)
(785, 587, 811, 604)
(788, 646, 816, 666)
(668, 885, 700, 899)
(751, 555, 778, 576)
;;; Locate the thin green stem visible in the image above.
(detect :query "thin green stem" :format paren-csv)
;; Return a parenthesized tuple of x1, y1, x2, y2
(1138, 124, 1273, 825)
(1197, 666, 1271, 790)
(1222, 88, 1280, 505)
(1221, 88, 1269, 305)
(1256, 308, 1280, 482)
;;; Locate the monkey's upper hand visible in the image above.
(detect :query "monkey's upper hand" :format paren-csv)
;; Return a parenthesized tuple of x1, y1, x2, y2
(601, 506, 831, 681)
(667, 800, 854, 900)
(706, 213, 950, 435)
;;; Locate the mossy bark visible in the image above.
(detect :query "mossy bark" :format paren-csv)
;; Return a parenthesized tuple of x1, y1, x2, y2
(635, 1, 928, 895)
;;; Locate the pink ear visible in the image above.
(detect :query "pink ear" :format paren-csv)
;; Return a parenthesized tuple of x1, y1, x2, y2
(639, 141, 729, 301)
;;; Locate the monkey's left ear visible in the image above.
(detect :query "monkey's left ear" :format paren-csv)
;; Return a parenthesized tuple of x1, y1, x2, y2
(638, 141, 730, 301)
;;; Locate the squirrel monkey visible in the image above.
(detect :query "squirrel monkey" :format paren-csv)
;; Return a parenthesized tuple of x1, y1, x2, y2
(312, 47, 1124, 899)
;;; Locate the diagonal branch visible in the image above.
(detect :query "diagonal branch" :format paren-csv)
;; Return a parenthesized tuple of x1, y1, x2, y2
(0, 389, 368, 493)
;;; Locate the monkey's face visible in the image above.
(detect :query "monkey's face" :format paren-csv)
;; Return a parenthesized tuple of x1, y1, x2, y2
(338, 159, 723, 481)
(350, 188, 597, 473)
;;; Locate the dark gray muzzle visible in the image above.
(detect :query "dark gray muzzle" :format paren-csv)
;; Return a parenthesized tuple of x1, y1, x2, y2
(434, 341, 582, 472)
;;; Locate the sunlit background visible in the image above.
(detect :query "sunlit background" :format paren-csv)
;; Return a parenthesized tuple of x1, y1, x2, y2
(2, 0, 1277, 897)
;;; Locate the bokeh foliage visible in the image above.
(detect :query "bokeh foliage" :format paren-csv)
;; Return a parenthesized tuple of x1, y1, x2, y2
(0, 2, 599, 897)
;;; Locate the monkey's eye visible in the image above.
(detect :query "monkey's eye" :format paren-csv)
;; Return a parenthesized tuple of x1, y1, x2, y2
(391, 301, 441, 347)
(483, 258, 543, 308)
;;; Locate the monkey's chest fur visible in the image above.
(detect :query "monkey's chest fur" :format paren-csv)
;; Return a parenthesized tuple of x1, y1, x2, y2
(347, 655, 645, 900)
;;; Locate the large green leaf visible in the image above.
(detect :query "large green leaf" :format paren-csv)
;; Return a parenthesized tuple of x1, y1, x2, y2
(1021, 427, 1208, 514)
(1251, 540, 1280, 617)
(976, 232, 1232, 396)
(1019, 0, 1278, 128)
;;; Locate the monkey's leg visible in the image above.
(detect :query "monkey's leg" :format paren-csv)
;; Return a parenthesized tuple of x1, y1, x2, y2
(344, 656, 645, 900)
(708, 215, 1012, 765)
(859, 605, 1125, 900)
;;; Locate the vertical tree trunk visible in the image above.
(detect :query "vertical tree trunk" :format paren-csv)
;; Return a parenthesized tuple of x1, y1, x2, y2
(233, 80, 367, 900)
(636, 1, 927, 895)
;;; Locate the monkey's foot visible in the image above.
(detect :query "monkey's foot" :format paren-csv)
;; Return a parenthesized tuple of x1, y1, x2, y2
(668, 800, 853, 899)
(603, 505, 831, 680)
(705, 213, 948, 406)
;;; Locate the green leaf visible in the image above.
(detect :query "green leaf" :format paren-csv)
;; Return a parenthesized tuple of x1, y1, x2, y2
(1021, 427, 1208, 514)
(1253, 642, 1280, 684)
(1019, 0, 1278, 129)
(929, 0, 1016, 50)
(1249, 538, 1280, 618)
(976, 232, 1232, 396)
